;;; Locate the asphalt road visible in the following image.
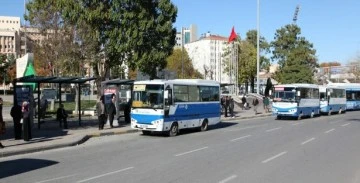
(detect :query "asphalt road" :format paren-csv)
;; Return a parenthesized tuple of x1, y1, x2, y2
(1, 111, 360, 183)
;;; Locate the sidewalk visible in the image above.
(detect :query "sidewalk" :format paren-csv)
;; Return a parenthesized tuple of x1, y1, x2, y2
(0, 103, 271, 158)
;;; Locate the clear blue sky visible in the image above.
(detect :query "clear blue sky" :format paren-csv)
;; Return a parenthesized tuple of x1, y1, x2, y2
(1, 0, 360, 64)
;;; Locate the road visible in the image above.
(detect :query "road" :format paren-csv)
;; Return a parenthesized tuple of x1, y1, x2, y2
(1, 111, 360, 183)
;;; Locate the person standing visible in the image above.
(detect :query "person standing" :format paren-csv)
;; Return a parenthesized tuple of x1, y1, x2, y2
(241, 96, 247, 110)
(0, 98, 5, 148)
(252, 98, 259, 115)
(224, 96, 229, 117)
(11, 100, 23, 139)
(56, 104, 68, 129)
(264, 96, 270, 113)
(96, 95, 106, 130)
(22, 101, 31, 141)
(107, 94, 116, 128)
(229, 96, 235, 118)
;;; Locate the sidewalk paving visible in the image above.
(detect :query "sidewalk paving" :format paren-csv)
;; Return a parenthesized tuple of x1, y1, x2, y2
(0, 103, 272, 158)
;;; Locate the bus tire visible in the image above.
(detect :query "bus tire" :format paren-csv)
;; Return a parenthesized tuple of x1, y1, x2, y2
(168, 123, 178, 137)
(142, 130, 151, 135)
(200, 120, 209, 132)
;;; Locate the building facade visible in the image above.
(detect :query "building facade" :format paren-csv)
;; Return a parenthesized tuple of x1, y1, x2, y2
(0, 16, 21, 57)
(184, 33, 232, 84)
(175, 24, 198, 48)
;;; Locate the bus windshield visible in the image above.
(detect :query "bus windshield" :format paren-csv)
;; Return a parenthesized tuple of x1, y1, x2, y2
(132, 84, 164, 109)
(273, 91, 296, 102)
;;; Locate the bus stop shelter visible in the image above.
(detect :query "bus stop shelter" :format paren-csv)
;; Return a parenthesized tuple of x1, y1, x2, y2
(101, 79, 134, 123)
(14, 75, 97, 129)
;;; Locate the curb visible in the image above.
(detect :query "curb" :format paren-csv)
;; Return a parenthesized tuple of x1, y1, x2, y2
(0, 129, 139, 158)
(221, 113, 272, 121)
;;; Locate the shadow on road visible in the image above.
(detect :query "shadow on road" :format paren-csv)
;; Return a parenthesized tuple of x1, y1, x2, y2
(0, 158, 58, 179)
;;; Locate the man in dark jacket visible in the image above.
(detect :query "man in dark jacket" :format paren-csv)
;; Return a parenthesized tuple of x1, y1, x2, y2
(107, 94, 116, 128)
(241, 96, 247, 110)
(224, 96, 229, 117)
(11, 100, 22, 139)
(57, 104, 68, 129)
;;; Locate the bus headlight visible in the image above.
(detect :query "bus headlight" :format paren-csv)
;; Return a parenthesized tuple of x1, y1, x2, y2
(131, 118, 137, 125)
(289, 109, 297, 113)
(151, 119, 163, 125)
(272, 108, 278, 112)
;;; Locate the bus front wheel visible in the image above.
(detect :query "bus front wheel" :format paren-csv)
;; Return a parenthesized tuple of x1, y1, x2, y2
(200, 120, 209, 132)
(168, 123, 178, 137)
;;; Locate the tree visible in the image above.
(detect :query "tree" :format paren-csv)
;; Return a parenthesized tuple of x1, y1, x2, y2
(271, 24, 318, 84)
(348, 54, 360, 82)
(0, 54, 16, 86)
(57, 0, 178, 94)
(264, 78, 273, 97)
(222, 30, 270, 93)
(166, 48, 202, 79)
(245, 30, 271, 71)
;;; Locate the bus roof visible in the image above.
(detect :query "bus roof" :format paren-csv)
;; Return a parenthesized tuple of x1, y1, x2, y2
(327, 83, 360, 89)
(274, 83, 319, 89)
(133, 79, 220, 86)
(319, 85, 346, 92)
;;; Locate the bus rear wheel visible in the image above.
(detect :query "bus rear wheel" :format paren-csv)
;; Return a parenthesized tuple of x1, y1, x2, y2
(168, 123, 178, 137)
(200, 120, 208, 132)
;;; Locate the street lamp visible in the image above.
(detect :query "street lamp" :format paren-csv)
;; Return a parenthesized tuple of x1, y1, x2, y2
(256, 0, 260, 94)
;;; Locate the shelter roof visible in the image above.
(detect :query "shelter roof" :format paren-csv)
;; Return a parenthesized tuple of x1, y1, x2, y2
(15, 75, 96, 84)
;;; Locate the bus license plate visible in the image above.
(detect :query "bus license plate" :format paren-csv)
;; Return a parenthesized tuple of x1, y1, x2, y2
(139, 124, 148, 129)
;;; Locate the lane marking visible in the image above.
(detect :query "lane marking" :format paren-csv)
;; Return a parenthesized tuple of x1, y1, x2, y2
(292, 122, 303, 126)
(266, 127, 282, 132)
(219, 175, 237, 183)
(341, 123, 350, 127)
(230, 135, 251, 142)
(175, 147, 209, 157)
(225, 125, 265, 132)
(301, 137, 316, 145)
(325, 129, 335, 133)
(35, 174, 77, 183)
(262, 151, 287, 163)
(76, 167, 134, 183)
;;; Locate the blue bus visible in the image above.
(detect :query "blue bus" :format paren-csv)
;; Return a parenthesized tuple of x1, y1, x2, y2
(327, 83, 360, 110)
(319, 85, 346, 115)
(272, 84, 320, 120)
(130, 79, 221, 136)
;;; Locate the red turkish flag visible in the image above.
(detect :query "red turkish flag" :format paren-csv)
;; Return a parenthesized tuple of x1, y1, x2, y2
(228, 26, 237, 43)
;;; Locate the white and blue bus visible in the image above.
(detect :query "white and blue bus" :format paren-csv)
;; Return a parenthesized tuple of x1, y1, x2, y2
(130, 79, 221, 136)
(319, 85, 346, 115)
(327, 83, 360, 110)
(272, 84, 320, 120)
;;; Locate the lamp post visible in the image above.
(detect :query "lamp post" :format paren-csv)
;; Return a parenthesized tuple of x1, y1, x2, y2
(256, 0, 260, 94)
(181, 27, 184, 78)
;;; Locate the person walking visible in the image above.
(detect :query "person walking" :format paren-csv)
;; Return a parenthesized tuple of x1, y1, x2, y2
(56, 104, 68, 129)
(11, 100, 22, 140)
(224, 96, 229, 117)
(22, 101, 31, 141)
(0, 98, 5, 148)
(221, 96, 225, 113)
(252, 97, 259, 115)
(107, 94, 116, 128)
(264, 96, 270, 113)
(241, 96, 247, 110)
(96, 95, 106, 130)
(229, 96, 235, 118)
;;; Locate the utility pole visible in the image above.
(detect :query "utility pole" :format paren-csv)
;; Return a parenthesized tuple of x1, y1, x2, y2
(256, 0, 260, 94)
(181, 27, 184, 78)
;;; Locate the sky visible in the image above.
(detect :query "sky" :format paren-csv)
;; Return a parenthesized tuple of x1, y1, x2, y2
(1, 0, 360, 65)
